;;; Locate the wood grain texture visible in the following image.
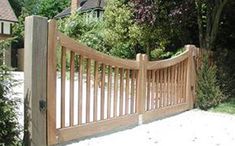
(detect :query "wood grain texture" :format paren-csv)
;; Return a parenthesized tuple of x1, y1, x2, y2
(47, 19, 57, 145)
(130, 70, 135, 114)
(61, 47, 66, 128)
(146, 71, 151, 111)
(70, 51, 75, 126)
(147, 48, 189, 70)
(155, 70, 159, 109)
(119, 68, 124, 116)
(107, 66, 112, 118)
(24, 16, 48, 146)
(136, 54, 148, 114)
(57, 114, 138, 143)
(86, 59, 91, 123)
(78, 55, 83, 125)
(151, 70, 156, 110)
(101, 64, 106, 120)
(58, 32, 138, 69)
(125, 69, 130, 115)
(113, 67, 118, 117)
(93, 61, 99, 122)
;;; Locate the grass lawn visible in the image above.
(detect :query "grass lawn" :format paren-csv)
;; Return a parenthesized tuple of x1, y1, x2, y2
(210, 98, 235, 115)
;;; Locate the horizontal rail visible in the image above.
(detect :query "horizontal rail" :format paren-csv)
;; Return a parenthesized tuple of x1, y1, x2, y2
(147, 48, 189, 70)
(57, 114, 139, 143)
(58, 32, 139, 69)
(143, 103, 189, 123)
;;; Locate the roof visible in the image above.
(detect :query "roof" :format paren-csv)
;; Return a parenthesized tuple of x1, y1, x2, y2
(80, 0, 105, 11)
(55, 0, 105, 18)
(55, 7, 71, 18)
(0, 0, 18, 22)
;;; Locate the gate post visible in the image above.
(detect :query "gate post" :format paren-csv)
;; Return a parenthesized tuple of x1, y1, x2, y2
(136, 54, 148, 124)
(185, 45, 197, 109)
(24, 16, 48, 145)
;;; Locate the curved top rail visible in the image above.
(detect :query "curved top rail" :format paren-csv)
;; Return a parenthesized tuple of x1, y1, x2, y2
(147, 48, 190, 70)
(57, 32, 139, 70)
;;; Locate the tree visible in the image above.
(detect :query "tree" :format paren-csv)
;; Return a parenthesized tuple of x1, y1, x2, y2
(0, 40, 21, 145)
(103, 0, 137, 59)
(8, 0, 23, 17)
(195, 0, 229, 50)
(196, 54, 224, 110)
(38, 0, 70, 19)
(103, 0, 172, 59)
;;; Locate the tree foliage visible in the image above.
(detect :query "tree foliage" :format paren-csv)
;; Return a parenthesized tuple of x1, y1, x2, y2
(0, 40, 21, 145)
(195, 0, 229, 49)
(196, 54, 224, 110)
(38, 0, 70, 19)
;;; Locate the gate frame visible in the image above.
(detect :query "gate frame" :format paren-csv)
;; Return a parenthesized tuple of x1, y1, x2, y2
(24, 16, 198, 146)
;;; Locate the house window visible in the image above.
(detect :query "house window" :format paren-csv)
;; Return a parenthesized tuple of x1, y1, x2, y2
(0, 22, 3, 34)
(0, 21, 12, 35)
(93, 11, 97, 18)
(3, 22, 11, 35)
(99, 11, 104, 20)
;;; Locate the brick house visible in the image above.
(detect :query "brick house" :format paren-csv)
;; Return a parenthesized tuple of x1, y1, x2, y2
(0, 0, 18, 67)
(55, 0, 105, 21)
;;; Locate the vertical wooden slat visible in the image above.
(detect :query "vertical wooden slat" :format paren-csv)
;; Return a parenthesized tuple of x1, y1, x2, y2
(181, 61, 184, 103)
(147, 71, 151, 110)
(100, 64, 106, 120)
(125, 69, 130, 115)
(164, 68, 167, 107)
(159, 69, 163, 108)
(130, 70, 135, 114)
(171, 66, 175, 105)
(47, 19, 57, 145)
(155, 70, 159, 109)
(86, 59, 91, 123)
(78, 55, 83, 125)
(93, 61, 99, 121)
(168, 67, 171, 106)
(166, 68, 169, 106)
(119, 68, 124, 116)
(135, 70, 138, 113)
(151, 70, 156, 110)
(184, 60, 188, 103)
(113, 67, 118, 117)
(70, 51, 75, 126)
(107, 66, 112, 118)
(180, 62, 183, 103)
(171, 66, 174, 105)
(61, 47, 66, 128)
(175, 64, 178, 105)
(177, 63, 181, 104)
(182, 61, 185, 103)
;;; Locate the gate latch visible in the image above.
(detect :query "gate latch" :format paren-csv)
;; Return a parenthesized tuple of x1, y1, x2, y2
(39, 99, 47, 112)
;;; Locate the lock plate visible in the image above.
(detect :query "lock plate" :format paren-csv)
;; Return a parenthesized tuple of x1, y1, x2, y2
(39, 99, 47, 112)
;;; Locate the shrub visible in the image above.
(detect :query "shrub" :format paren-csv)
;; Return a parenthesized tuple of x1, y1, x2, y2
(0, 40, 21, 145)
(196, 54, 224, 110)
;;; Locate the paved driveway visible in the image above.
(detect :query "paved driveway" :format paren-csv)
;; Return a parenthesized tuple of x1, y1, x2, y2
(12, 72, 235, 146)
(66, 110, 235, 146)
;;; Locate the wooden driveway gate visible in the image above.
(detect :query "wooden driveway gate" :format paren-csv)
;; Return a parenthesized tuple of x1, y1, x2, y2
(24, 16, 198, 146)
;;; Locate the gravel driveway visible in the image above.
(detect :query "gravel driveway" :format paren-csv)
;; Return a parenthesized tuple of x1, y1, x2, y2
(66, 110, 235, 146)
(12, 72, 235, 146)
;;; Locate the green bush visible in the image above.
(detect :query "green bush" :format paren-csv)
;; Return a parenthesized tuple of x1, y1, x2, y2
(196, 54, 224, 110)
(0, 40, 21, 145)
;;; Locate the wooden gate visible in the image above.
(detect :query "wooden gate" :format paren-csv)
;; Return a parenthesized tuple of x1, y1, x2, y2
(24, 16, 198, 146)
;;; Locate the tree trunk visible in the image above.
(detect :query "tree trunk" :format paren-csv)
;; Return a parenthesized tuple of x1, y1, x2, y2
(196, 0, 228, 50)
